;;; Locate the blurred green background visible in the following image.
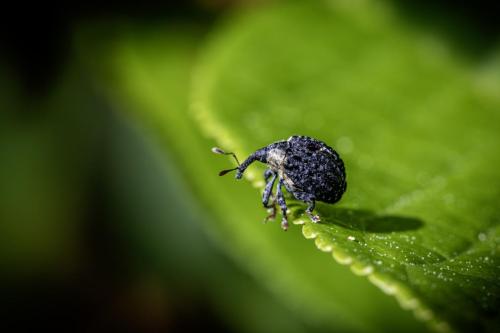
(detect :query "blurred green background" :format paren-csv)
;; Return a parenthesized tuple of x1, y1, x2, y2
(1, 1, 499, 333)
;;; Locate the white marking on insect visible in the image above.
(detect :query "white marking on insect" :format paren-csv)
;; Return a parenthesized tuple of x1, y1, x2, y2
(267, 148, 286, 169)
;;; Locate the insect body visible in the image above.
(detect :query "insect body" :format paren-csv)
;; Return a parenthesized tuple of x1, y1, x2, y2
(212, 135, 347, 230)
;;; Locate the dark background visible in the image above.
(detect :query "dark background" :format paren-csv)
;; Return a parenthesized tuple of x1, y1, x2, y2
(1, 1, 498, 332)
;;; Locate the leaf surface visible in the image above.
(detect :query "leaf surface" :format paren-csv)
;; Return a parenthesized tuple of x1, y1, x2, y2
(78, 22, 427, 333)
(190, 1, 500, 332)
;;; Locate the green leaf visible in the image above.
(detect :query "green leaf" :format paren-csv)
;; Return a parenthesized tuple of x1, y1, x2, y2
(191, 1, 500, 332)
(78, 22, 428, 333)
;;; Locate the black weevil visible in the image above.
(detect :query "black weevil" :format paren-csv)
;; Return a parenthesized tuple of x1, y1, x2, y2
(212, 135, 347, 230)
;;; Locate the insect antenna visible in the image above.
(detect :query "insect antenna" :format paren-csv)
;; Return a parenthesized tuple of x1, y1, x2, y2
(211, 147, 241, 176)
(218, 167, 238, 176)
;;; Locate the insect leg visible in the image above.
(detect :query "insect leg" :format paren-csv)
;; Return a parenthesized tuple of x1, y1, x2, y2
(293, 192, 320, 223)
(262, 171, 276, 207)
(264, 168, 274, 182)
(305, 198, 320, 223)
(276, 177, 289, 230)
(262, 171, 277, 222)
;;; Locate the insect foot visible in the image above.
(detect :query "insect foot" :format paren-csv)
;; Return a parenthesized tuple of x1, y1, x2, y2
(309, 214, 321, 223)
(264, 206, 277, 223)
(281, 218, 289, 231)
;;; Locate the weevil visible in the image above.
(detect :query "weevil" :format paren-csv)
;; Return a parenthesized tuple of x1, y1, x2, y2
(212, 135, 347, 230)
